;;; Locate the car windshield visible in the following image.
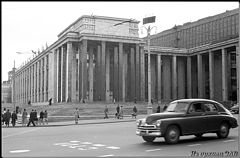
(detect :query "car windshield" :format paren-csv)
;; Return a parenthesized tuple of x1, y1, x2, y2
(166, 102, 189, 113)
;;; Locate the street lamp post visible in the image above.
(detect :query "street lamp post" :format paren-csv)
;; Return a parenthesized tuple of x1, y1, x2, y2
(141, 16, 157, 115)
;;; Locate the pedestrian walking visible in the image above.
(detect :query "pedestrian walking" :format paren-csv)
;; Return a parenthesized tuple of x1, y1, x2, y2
(119, 106, 123, 119)
(2, 108, 6, 125)
(33, 110, 38, 125)
(43, 110, 48, 125)
(39, 111, 44, 125)
(22, 109, 28, 126)
(104, 105, 109, 119)
(115, 104, 120, 119)
(11, 111, 18, 127)
(132, 105, 137, 118)
(48, 98, 52, 106)
(27, 109, 36, 126)
(156, 105, 161, 113)
(4, 109, 11, 127)
(74, 108, 80, 124)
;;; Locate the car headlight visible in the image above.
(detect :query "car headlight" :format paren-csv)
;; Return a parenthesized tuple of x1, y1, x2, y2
(136, 119, 146, 127)
(153, 120, 161, 127)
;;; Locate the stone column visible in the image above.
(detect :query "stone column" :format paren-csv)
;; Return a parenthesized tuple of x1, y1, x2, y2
(172, 55, 177, 100)
(122, 47, 126, 102)
(39, 59, 42, 102)
(197, 54, 203, 98)
(54, 50, 58, 103)
(66, 42, 73, 102)
(36, 62, 39, 102)
(209, 51, 214, 100)
(71, 44, 77, 102)
(118, 42, 123, 101)
(157, 54, 162, 102)
(57, 48, 61, 102)
(33, 65, 35, 103)
(135, 44, 140, 101)
(236, 46, 239, 103)
(96, 45, 101, 101)
(44, 56, 48, 102)
(140, 47, 145, 101)
(82, 40, 88, 101)
(101, 41, 106, 100)
(89, 46, 94, 102)
(61, 45, 65, 102)
(114, 46, 119, 101)
(222, 48, 228, 101)
(130, 47, 136, 101)
(105, 47, 110, 102)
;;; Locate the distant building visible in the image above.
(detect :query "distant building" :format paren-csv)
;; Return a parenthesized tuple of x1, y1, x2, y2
(14, 8, 239, 106)
(2, 70, 13, 103)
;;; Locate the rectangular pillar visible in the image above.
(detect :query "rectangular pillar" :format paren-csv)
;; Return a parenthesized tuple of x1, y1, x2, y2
(101, 41, 106, 100)
(96, 45, 101, 100)
(187, 56, 192, 98)
(82, 40, 88, 101)
(66, 42, 73, 102)
(135, 44, 140, 101)
(54, 50, 58, 103)
(114, 46, 119, 101)
(140, 47, 145, 101)
(209, 51, 214, 100)
(89, 46, 94, 102)
(197, 54, 203, 98)
(222, 48, 228, 101)
(78, 43, 82, 101)
(236, 46, 239, 103)
(172, 55, 177, 100)
(57, 48, 62, 102)
(71, 44, 77, 102)
(130, 47, 136, 101)
(118, 42, 123, 101)
(157, 54, 162, 102)
(122, 49, 126, 102)
(105, 47, 110, 102)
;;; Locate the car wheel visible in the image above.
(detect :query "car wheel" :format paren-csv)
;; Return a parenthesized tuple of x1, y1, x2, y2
(142, 136, 156, 142)
(217, 123, 229, 138)
(194, 133, 203, 138)
(164, 125, 180, 144)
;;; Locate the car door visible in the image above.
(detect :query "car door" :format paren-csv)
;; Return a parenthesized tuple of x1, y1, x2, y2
(203, 101, 221, 132)
(182, 102, 206, 134)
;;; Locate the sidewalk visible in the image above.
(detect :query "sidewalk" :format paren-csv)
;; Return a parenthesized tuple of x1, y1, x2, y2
(2, 114, 147, 128)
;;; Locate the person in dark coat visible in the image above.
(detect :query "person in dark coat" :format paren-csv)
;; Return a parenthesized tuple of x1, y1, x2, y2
(4, 109, 11, 127)
(11, 111, 18, 127)
(163, 104, 168, 111)
(33, 110, 38, 125)
(115, 104, 120, 119)
(132, 105, 138, 118)
(48, 98, 52, 105)
(39, 111, 44, 125)
(156, 105, 161, 113)
(27, 109, 36, 126)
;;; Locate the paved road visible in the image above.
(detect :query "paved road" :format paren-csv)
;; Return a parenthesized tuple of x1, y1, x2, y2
(2, 114, 239, 157)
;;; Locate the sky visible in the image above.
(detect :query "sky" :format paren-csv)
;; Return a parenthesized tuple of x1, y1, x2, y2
(2, 1, 239, 81)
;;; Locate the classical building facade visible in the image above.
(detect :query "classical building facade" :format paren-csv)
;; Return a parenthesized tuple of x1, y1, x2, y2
(14, 8, 239, 106)
(146, 8, 239, 103)
(14, 15, 144, 105)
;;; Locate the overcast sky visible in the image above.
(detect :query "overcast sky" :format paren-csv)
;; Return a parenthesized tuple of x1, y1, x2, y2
(2, 1, 239, 81)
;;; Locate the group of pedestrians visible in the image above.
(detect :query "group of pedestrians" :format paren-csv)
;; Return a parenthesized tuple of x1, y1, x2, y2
(26, 109, 48, 126)
(2, 108, 18, 127)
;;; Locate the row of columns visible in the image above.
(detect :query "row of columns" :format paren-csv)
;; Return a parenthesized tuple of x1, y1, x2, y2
(53, 40, 144, 103)
(187, 45, 239, 102)
(15, 55, 49, 104)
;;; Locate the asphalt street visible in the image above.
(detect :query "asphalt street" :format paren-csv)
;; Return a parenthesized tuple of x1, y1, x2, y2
(2, 114, 239, 157)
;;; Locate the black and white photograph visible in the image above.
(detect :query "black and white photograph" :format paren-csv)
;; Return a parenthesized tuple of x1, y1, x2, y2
(2, 1, 240, 157)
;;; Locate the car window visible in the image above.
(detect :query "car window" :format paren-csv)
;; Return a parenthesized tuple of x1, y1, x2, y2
(188, 103, 205, 113)
(204, 103, 218, 112)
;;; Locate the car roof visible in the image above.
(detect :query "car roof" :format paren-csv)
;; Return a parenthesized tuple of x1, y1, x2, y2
(170, 99, 220, 104)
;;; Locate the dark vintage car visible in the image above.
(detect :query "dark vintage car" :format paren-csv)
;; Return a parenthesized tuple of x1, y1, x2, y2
(136, 99, 238, 144)
(230, 103, 239, 114)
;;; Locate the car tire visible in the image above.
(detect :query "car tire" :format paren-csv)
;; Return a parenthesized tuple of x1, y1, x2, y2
(164, 125, 180, 144)
(142, 136, 156, 142)
(194, 133, 203, 138)
(217, 123, 229, 138)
